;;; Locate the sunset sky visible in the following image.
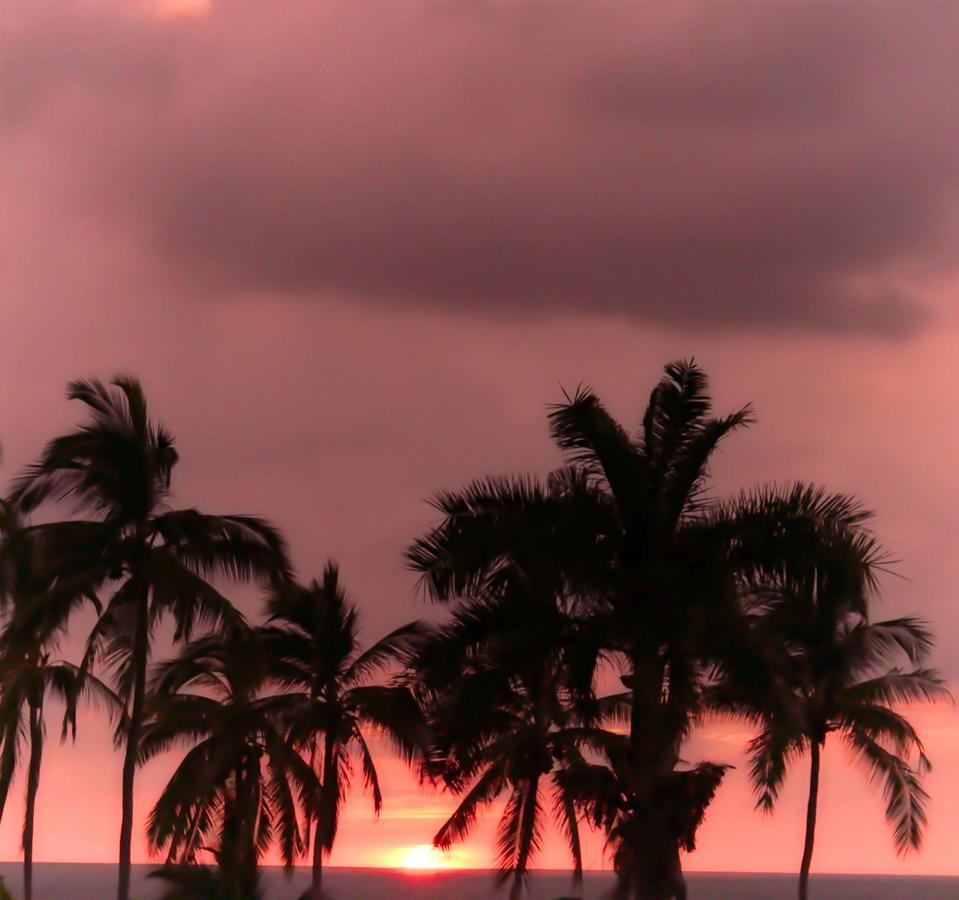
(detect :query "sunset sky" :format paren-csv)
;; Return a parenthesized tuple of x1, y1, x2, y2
(3, 0, 959, 877)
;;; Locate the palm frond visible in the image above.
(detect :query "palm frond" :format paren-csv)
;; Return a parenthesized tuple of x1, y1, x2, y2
(746, 725, 806, 813)
(345, 621, 428, 685)
(547, 386, 643, 521)
(433, 760, 508, 850)
(841, 668, 949, 710)
(353, 728, 383, 815)
(844, 619, 936, 669)
(842, 725, 929, 853)
(494, 778, 543, 889)
(551, 771, 583, 884)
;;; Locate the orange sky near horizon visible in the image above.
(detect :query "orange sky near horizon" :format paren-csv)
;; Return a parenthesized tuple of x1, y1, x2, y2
(1, 703, 956, 875)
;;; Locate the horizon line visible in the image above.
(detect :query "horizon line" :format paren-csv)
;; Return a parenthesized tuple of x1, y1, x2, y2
(1, 861, 956, 879)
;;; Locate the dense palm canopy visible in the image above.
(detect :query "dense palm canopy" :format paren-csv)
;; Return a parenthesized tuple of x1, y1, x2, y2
(410, 361, 777, 898)
(261, 564, 427, 899)
(141, 625, 316, 898)
(726, 495, 950, 899)
(410, 476, 631, 898)
(10, 377, 291, 900)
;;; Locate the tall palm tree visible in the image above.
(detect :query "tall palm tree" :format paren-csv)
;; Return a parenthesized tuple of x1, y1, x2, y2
(11, 377, 291, 900)
(0, 501, 121, 900)
(730, 497, 948, 900)
(0, 647, 118, 900)
(141, 625, 316, 900)
(408, 470, 623, 898)
(261, 564, 426, 900)
(412, 361, 761, 897)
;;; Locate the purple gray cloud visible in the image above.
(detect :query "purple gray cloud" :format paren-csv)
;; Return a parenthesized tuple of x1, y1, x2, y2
(5, 1, 959, 336)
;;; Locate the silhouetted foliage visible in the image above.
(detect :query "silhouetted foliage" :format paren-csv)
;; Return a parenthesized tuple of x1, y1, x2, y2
(714, 491, 949, 900)
(9, 377, 291, 900)
(260, 565, 427, 900)
(0, 365, 946, 900)
(410, 471, 624, 898)
(0, 501, 121, 900)
(141, 624, 315, 899)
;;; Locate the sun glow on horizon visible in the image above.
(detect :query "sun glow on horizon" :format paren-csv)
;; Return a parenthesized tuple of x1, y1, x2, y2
(388, 843, 457, 872)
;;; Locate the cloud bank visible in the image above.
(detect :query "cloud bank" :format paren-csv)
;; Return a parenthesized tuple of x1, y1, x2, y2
(6, 1, 959, 335)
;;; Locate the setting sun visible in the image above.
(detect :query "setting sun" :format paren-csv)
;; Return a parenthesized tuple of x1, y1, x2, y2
(393, 844, 452, 872)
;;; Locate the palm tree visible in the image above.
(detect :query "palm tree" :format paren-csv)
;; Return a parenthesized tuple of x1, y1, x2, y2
(11, 377, 291, 900)
(412, 361, 762, 897)
(730, 496, 948, 900)
(0, 501, 121, 900)
(0, 647, 119, 900)
(408, 470, 623, 898)
(261, 564, 426, 900)
(141, 624, 315, 899)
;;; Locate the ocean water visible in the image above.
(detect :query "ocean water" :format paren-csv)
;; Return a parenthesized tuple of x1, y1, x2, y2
(0, 865, 955, 899)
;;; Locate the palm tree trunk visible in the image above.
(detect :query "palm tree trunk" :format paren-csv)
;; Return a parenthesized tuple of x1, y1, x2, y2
(310, 822, 323, 897)
(23, 699, 44, 900)
(627, 650, 685, 900)
(118, 589, 149, 900)
(234, 759, 260, 898)
(310, 733, 337, 900)
(798, 741, 822, 900)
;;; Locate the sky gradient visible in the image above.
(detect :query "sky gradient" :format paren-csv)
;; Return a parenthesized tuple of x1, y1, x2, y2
(3, 0, 959, 876)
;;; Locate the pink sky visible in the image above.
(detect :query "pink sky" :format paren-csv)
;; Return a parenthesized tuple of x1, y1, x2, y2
(3, 0, 959, 877)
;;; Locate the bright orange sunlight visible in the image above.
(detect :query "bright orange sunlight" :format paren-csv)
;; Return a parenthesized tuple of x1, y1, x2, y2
(389, 844, 455, 873)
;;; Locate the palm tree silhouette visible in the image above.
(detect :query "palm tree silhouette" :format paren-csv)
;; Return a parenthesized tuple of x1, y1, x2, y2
(11, 378, 291, 900)
(261, 564, 426, 900)
(412, 361, 760, 897)
(0, 501, 121, 900)
(729, 491, 949, 899)
(409, 470, 623, 898)
(142, 624, 315, 899)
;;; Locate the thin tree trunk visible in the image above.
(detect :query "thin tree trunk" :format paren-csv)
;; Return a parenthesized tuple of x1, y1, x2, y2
(118, 589, 149, 900)
(798, 741, 822, 900)
(23, 699, 44, 900)
(310, 821, 323, 897)
(310, 732, 337, 900)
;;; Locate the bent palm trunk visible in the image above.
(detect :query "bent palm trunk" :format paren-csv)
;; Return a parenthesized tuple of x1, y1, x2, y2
(23, 700, 44, 900)
(798, 741, 822, 900)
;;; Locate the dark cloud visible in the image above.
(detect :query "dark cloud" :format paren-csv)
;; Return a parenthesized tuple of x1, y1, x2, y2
(5, 0, 959, 336)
